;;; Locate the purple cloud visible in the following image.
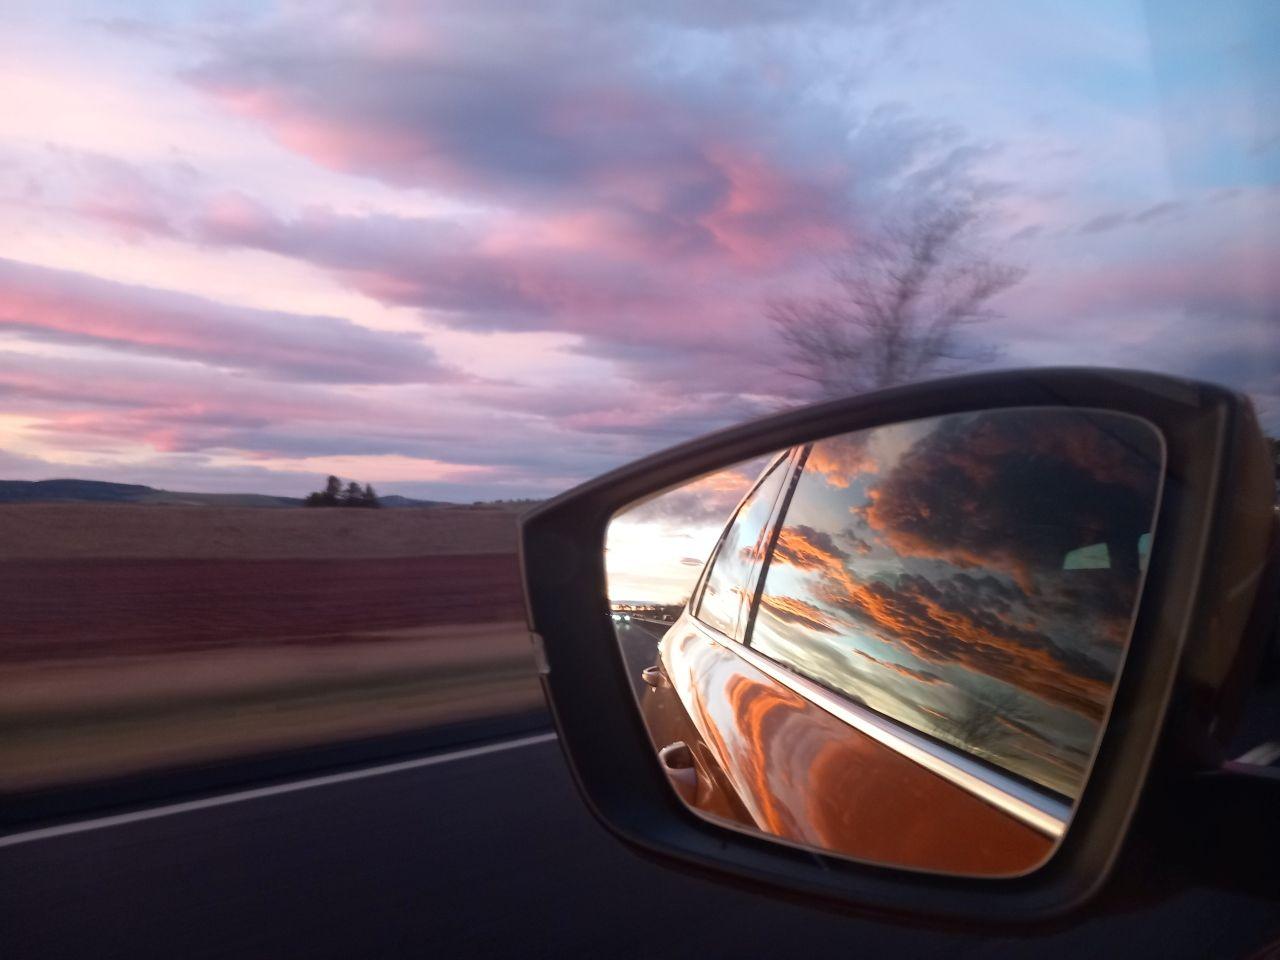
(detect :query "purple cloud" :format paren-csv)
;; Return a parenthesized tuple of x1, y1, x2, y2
(0, 257, 453, 384)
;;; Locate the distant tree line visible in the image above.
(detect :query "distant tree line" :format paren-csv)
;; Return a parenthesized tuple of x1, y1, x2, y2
(304, 475, 381, 508)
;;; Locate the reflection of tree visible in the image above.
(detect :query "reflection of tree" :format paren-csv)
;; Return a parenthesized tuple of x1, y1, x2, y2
(946, 686, 1032, 762)
(769, 201, 1024, 399)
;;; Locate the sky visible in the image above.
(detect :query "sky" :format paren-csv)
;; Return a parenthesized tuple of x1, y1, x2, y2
(0, 0, 1276, 501)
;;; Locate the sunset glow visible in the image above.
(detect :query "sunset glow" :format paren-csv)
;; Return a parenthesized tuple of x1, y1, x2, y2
(0, 2, 1275, 500)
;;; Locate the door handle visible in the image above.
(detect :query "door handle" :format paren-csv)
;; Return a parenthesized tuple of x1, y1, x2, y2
(642, 665, 668, 689)
(658, 741, 698, 805)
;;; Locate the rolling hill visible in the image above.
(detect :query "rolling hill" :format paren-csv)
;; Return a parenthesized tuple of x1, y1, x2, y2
(0, 480, 447, 508)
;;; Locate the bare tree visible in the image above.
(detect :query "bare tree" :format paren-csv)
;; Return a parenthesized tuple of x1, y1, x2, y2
(769, 202, 1025, 400)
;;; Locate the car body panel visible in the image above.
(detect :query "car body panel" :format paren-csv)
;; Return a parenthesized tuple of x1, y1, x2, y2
(652, 610, 1054, 874)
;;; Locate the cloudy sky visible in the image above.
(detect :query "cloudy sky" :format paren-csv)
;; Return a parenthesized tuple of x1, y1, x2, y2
(1, 0, 1275, 500)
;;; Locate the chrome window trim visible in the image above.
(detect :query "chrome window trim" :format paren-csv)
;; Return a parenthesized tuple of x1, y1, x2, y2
(699, 622, 1069, 839)
(691, 451, 795, 639)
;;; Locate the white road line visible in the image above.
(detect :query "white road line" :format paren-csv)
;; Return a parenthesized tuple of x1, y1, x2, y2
(1234, 741, 1280, 766)
(0, 731, 558, 849)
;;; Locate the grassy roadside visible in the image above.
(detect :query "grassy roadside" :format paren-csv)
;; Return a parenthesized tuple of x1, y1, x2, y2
(0, 621, 542, 791)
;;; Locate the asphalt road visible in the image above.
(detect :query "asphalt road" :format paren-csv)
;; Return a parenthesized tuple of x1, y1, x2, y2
(613, 617, 669, 699)
(3, 724, 1279, 959)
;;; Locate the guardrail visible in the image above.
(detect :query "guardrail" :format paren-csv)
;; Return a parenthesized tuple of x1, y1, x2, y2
(612, 615, 676, 630)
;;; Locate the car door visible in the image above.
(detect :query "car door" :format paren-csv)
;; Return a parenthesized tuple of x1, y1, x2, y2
(642, 452, 797, 826)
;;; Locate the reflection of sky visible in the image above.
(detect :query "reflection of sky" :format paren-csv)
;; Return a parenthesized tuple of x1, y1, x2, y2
(606, 456, 770, 606)
(751, 410, 1161, 798)
(605, 517, 720, 607)
(753, 434, 956, 741)
(606, 410, 1161, 798)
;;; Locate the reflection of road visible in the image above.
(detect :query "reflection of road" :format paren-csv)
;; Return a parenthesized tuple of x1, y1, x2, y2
(613, 618, 671, 700)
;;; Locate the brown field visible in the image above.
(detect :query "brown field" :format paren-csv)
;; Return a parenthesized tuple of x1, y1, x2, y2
(0, 504, 545, 791)
(0, 554, 526, 662)
(0, 501, 520, 560)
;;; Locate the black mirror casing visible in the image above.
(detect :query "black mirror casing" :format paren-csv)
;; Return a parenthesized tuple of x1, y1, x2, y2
(519, 368, 1277, 927)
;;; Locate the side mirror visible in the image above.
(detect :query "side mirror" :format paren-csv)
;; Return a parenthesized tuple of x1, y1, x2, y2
(520, 369, 1278, 926)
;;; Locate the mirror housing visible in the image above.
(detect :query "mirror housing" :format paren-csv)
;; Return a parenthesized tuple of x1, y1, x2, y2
(519, 368, 1277, 926)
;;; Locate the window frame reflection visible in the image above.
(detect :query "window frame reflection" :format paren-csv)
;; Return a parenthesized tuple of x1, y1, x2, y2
(691, 451, 797, 641)
(738, 409, 1165, 804)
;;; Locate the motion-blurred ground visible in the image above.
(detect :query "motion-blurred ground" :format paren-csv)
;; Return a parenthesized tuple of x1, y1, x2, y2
(0, 504, 540, 789)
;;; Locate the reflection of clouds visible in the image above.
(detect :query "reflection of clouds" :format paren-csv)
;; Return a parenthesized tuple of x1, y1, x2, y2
(757, 593, 839, 634)
(719, 673, 816, 841)
(751, 605, 959, 758)
(772, 524, 851, 570)
(1037, 573, 1140, 647)
(836, 525, 874, 555)
(615, 455, 769, 527)
(755, 587, 1091, 795)
(750, 411, 1162, 797)
(860, 410, 1160, 591)
(768, 418, 1158, 720)
(606, 455, 772, 606)
(804, 433, 874, 488)
(752, 612, 869, 706)
(999, 716, 1091, 780)
(796, 530, 1113, 720)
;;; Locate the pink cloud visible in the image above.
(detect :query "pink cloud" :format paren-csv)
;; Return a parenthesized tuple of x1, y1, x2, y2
(199, 191, 281, 245)
(0, 257, 451, 384)
(184, 26, 855, 276)
(0, 349, 663, 489)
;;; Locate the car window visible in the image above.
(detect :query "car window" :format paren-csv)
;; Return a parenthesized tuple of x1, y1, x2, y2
(695, 460, 791, 639)
(748, 412, 1162, 799)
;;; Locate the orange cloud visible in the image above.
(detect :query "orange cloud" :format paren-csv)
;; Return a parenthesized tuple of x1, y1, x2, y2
(756, 593, 840, 634)
(804, 434, 876, 489)
(767, 522, 1115, 720)
(772, 524, 850, 573)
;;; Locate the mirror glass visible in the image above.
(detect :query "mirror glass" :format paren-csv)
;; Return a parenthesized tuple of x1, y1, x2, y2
(605, 407, 1164, 877)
